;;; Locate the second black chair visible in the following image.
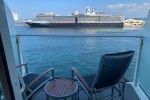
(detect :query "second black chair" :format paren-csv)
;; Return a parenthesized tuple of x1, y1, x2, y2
(72, 50, 135, 100)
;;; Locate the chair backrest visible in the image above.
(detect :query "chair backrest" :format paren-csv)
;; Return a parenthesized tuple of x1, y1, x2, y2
(92, 50, 135, 89)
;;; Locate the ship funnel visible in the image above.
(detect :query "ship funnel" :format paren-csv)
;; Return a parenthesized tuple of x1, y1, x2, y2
(86, 8, 91, 15)
(74, 10, 79, 15)
(91, 8, 96, 15)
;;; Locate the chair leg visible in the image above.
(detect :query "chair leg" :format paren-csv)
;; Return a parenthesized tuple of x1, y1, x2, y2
(121, 83, 126, 100)
(111, 87, 114, 100)
(118, 82, 125, 100)
(73, 92, 77, 100)
(88, 93, 92, 100)
(94, 89, 98, 100)
(118, 83, 122, 97)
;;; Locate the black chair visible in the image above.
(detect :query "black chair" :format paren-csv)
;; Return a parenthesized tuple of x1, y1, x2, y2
(16, 63, 54, 100)
(72, 50, 135, 100)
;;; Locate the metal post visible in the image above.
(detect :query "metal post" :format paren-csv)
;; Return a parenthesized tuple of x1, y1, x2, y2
(133, 37, 143, 86)
(16, 36, 22, 75)
(17, 36, 26, 76)
(111, 87, 114, 100)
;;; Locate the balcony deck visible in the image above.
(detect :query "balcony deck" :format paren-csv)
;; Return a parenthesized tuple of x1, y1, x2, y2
(17, 34, 143, 100)
(31, 83, 139, 100)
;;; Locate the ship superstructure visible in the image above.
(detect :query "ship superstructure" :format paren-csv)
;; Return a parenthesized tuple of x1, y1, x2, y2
(25, 8, 124, 27)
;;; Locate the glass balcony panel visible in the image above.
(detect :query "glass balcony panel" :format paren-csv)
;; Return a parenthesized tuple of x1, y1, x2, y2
(19, 36, 140, 81)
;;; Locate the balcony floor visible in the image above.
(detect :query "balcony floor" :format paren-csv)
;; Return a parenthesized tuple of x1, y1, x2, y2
(31, 83, 140, 100)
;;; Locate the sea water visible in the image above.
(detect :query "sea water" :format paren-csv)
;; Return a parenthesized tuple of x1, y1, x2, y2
(16, 26, 145, 81)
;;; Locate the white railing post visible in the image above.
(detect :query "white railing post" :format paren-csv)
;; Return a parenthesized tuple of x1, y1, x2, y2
(16, 36, 26, 76)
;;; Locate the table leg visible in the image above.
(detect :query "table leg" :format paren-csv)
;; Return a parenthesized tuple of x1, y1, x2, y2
(77, 87, 79, 100)
(71, 94, 76, 100)
(75, 93, 77, 100)
(73, 90, 78, 100)
(46, 94, 49, 100)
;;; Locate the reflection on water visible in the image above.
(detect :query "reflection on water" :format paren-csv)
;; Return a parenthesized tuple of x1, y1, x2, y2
(17, 25, 144, 35)
(123, 26, 144, 30)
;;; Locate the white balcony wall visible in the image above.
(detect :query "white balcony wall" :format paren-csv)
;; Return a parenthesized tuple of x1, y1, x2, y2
(4, 2, 20, 65)
(0, 1, 22, 100)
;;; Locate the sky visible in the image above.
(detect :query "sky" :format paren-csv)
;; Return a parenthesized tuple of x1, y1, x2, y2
(4, 0, 150, 19)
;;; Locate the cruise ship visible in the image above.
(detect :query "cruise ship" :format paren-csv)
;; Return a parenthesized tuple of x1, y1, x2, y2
(24, 8, 124, 28)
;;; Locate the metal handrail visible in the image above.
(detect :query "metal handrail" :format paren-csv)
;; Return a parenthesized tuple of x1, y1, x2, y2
(17, 33, 143, 38)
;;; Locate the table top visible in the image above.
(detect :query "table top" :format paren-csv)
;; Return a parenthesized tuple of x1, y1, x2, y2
(45, 78, 78, 98)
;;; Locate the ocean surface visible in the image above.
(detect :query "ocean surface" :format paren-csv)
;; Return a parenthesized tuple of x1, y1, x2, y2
(16, 25, 145, 81)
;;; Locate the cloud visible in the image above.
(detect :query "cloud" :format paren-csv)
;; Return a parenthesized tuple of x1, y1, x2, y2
(106, 3, 150, 18)
(107, 3, 150, 10)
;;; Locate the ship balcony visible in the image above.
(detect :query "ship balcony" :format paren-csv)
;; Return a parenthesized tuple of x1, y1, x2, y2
(15, 33, 149, 100)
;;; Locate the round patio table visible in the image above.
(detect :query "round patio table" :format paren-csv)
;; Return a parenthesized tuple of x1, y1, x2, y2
(45, 78, 78, 100)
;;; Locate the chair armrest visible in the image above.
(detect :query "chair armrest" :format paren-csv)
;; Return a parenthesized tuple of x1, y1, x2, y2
(25, 68, 54, 91)
(71, 67, 92, 93)
(16, 63, 28, 68)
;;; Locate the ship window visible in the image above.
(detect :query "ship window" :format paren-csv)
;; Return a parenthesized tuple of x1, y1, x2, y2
(129, 22, 134, 23)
